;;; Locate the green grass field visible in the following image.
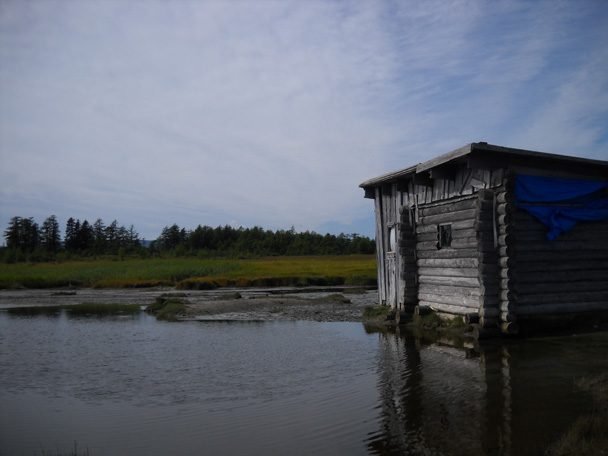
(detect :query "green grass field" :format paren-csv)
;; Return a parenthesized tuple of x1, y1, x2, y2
(0, 255, 377, 289)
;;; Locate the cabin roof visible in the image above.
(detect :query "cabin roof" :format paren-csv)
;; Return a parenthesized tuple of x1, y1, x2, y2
(359, 142, 608, 189)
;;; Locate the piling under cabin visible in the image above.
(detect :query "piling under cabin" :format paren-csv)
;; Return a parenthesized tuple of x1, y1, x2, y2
(360, 143, 608, 335)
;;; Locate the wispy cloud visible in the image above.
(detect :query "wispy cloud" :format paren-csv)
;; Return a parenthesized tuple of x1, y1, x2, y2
(1, 0, 607, 239)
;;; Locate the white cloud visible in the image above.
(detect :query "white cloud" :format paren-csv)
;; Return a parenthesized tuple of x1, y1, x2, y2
(1, 0, 607, 240)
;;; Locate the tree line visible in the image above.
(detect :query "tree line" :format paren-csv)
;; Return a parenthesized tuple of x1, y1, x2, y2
(1, 215, 375, 263)
(152, 224, 375, 257)
(1, 216, 143, 263)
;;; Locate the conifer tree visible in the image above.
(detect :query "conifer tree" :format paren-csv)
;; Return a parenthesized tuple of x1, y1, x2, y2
(40, 215, 61, 252)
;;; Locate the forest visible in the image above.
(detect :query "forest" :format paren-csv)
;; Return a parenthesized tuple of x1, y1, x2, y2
(1, 215, 375, 263)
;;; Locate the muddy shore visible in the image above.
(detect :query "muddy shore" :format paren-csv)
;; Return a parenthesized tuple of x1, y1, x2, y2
(179, 295, 370, 322)
(0, 287, 378, 323)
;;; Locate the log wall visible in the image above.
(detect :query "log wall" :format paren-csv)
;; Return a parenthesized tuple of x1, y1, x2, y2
(495, 172, 519, 334)
(373, 163, 504, 310)
(366, 148, 608, 336)
(476, 189, 502, 329)
(415, 194, 482, 317)
(511, 206, 608, 317)
(398, 206, 417, 312)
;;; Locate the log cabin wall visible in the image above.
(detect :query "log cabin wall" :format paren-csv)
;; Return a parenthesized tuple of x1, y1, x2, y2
(371, 161, 507, 310)
(399, 164, 505, 314)
(398, 205, 417, 313)
(495, 173, 518, 334)
(509, 200, 608, 319)
(362, 143, 608, 336)
(374, 183, 403, 307)
(495, 169, 608, 332)
(415, 194, 481, 317)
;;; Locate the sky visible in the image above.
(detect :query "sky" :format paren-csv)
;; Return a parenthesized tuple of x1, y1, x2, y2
(1, 0, 607, 241)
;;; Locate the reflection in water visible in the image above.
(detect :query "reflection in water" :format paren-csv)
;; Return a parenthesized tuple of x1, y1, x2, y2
(365, 326, 605, 456)
(1, 308, 606, 456)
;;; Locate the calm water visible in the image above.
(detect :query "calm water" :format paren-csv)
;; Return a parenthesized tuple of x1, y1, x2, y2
(1, 307, 607, 456)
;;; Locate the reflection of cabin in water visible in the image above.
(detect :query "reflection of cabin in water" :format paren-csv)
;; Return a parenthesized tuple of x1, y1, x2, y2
(360, 143, 608, 335)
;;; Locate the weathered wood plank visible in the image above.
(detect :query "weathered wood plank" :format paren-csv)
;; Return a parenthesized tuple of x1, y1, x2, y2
(517, 290, 608, 305)
(418, 208, 483, 225)
(500, 300, 517, 312)
(518, 301, 608, 315)
(479, 295, 500, 307)
(516, 281, 608, 295)
(480, 283, 500, 295)
(516, 260, 608, 273)
(416, 218, 475, 233)
(500, 278, 518, 290)
(479, 263, 499, 275)
(498, 257, 515, 268)
(496, 203, 515, 215)
(416, 248, 478, 259)
(498, 224, 515, 235)
(496, 192, 514, 204)
(515, 250, 608, 262)
(417, 258, 479, 269)
(499, 290, 518, 301)
(514, 230, 608, 243)
(498, 214, 514, 225)
(480, 316, 499, 328)
(418, 283, 481, 297)
(418, 301, 473, 316)
(418, 292, 479, 308)
(514, 217, 608, 234)
(476, 199, 494, 211)
(479, 274, 500, 286)
(500, 311, 517, 322)
(497, 234, 516, 246)
(517, 270, 607, 284)
(499, 268, 517, 279)
(498, 246, 516, 257)
(478, 306, 500, 318)
(418, 275, 480, 287)
(477, 188, 495, 201)
(417, 238, 478, 251)
(374, 188, 386, 305)
(417, 267, 478, 278)
(419, 197, 477, 216)
(417, 228, 477, 243)
(500, 321, 519, 334)
(474, 220, 494, 232)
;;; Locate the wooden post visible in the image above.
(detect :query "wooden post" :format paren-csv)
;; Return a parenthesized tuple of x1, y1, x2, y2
(399, 205, 418, 314)
(476, 188, 501, 332)
(495, 180, 519, 334)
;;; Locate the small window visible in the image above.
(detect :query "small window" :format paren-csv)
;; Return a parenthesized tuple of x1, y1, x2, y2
(437, 224, 452, 249)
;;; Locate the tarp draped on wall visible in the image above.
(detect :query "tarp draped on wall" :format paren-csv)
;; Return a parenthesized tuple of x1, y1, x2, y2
(515, 175, 608, 240)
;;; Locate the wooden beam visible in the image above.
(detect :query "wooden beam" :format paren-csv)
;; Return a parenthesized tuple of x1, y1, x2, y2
(416, 144, 473, 173)
(429, 165, 456, 181)
(413, 172, 433, 187)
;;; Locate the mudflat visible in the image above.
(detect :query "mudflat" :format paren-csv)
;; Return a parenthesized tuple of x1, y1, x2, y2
(181, 295, 369, 322)
(0, 287, 378, 323)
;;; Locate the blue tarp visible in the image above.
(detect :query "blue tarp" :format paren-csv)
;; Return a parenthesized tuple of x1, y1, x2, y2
(515, 175, 608, 240)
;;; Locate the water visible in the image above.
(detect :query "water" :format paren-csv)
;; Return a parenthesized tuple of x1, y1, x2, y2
(1, 305, 607, 456)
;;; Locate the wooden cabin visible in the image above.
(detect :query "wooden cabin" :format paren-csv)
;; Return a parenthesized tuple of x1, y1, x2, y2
(360, 142, 608, 335)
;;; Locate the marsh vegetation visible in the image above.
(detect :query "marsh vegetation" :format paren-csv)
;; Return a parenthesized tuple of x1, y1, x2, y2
(0, 255, 377, 290)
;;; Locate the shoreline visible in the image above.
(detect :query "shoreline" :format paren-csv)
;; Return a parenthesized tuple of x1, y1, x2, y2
(0, 286, 378, 323)
(178, 295, 370, 322)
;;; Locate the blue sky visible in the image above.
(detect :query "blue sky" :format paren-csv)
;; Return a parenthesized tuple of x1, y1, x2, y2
(1, 0, 607, 241)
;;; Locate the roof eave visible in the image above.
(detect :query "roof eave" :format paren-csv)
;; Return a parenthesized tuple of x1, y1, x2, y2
(358, 164, 418, 188)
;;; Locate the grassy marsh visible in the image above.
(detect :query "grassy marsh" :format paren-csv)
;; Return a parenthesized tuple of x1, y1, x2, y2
(546, 371, 608, 456)
(0, 255, 376, 289)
